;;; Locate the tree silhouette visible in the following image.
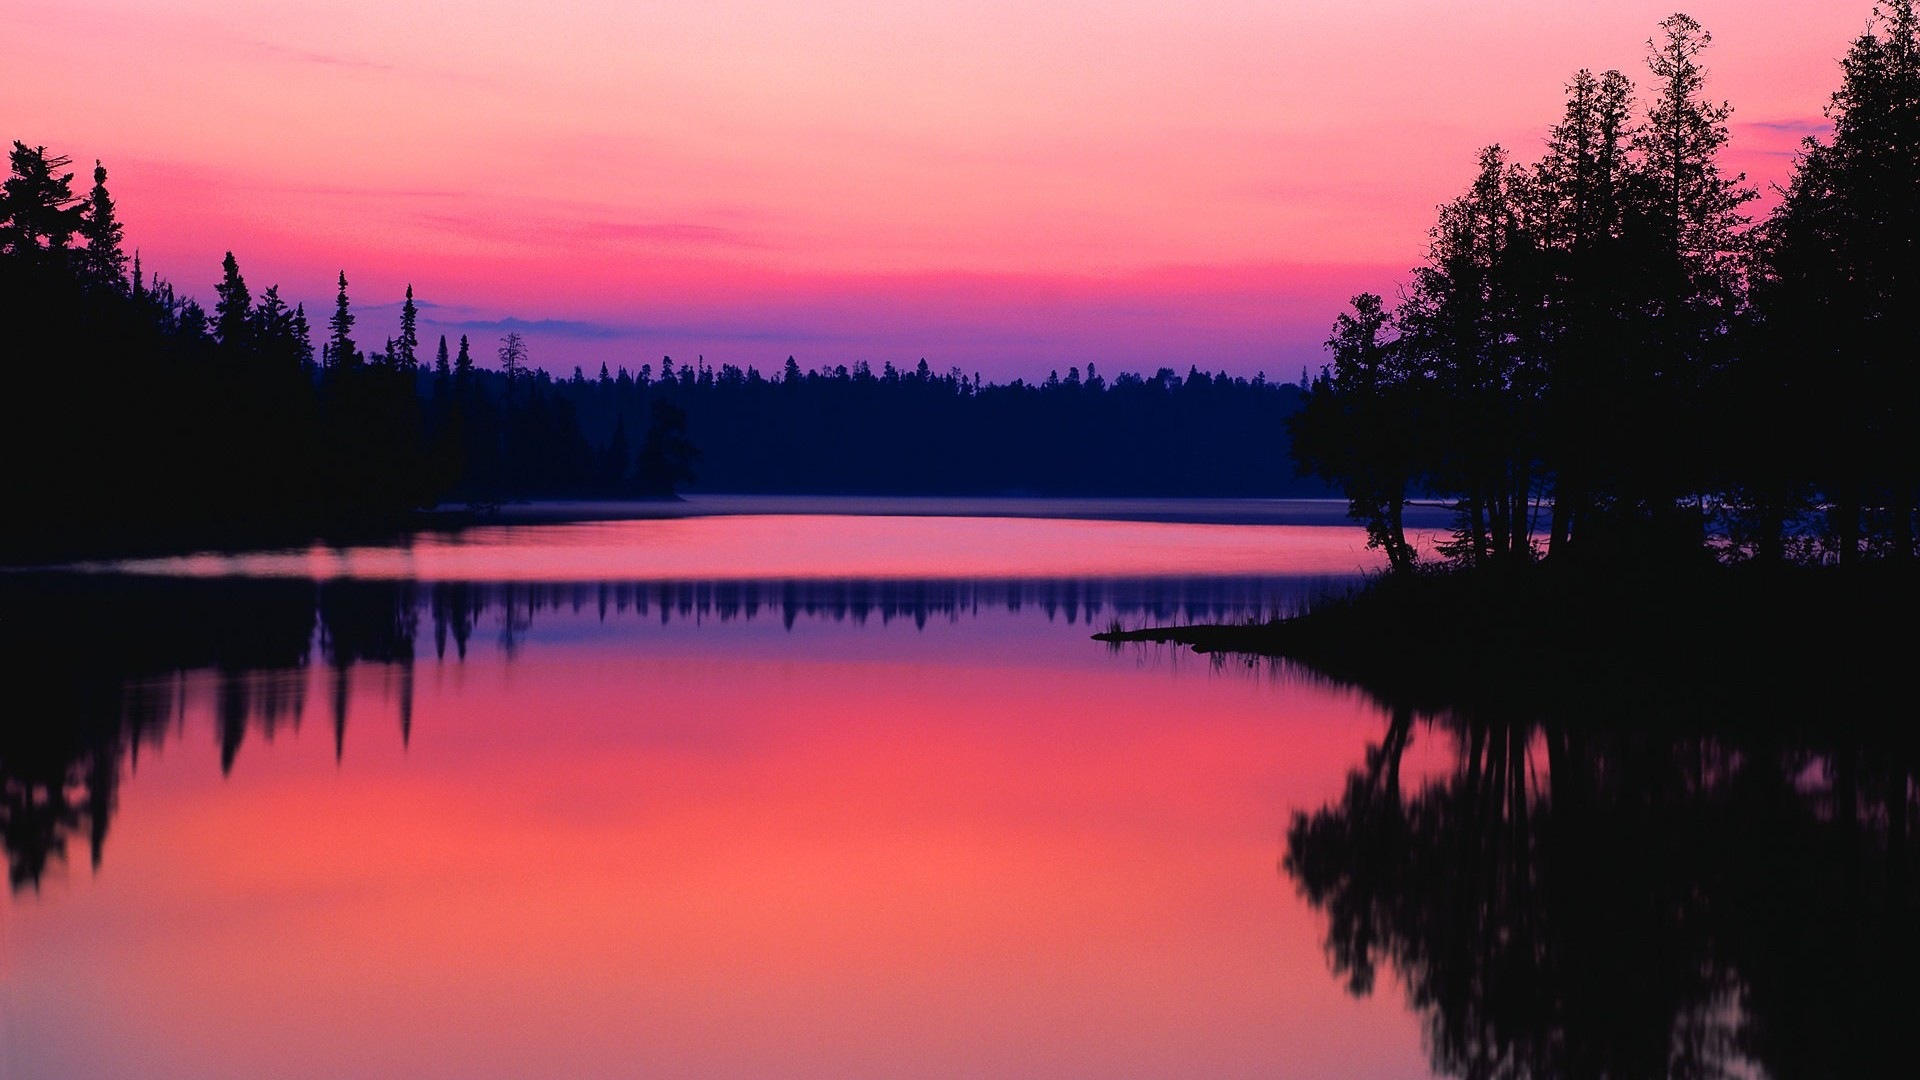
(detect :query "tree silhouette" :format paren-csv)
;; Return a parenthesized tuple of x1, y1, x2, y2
(213, 251, 251, 347)
(0, 142, 82, 256)
(498, 331, 527, 386)
(325, 270, 358, 370)
(1292, 293, 1421, 572)
(1755, 0, 1920, 563)
(395, 284, 420, 370)
(74, 160, 126, 289)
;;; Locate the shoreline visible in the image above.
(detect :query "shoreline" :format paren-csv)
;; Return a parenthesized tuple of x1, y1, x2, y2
(1094, 561, 1916, 728)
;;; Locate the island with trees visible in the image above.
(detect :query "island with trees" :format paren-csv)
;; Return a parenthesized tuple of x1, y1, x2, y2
(1102, 5, 1919, 689)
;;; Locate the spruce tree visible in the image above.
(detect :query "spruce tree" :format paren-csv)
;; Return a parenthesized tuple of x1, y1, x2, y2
(395, 284, 420, 369)
(1627, 14, 1754, 547)
(1759, 0, 1920, 560)
(1633, 14, 1753, 322)
(326, 271, 358, 369)
(75, 160, 127, 288)
(214, 252, 252, 346)
(291, 304, 314, 369)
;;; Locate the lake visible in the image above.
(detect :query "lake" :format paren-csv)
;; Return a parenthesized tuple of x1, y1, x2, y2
(3, 500, 1907, 1078)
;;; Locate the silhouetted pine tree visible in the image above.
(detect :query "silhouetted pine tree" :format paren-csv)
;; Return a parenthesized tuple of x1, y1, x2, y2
(322, 271, 355, 369)
(213, 252, 251, 347)
(74, 160, 126, 289)
(395, 284, 419, 370)
(0, 143, 82, 257)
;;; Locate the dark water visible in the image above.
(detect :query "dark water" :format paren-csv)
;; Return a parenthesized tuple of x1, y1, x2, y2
(3, 509, 1911, 1078)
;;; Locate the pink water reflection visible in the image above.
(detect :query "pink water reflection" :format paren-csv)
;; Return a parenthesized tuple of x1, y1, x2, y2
(7, 605, 1437, 1079)
(93, 514, 1389, 582)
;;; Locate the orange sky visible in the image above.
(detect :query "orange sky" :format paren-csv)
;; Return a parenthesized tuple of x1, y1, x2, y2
(3, 1, 1869, 378)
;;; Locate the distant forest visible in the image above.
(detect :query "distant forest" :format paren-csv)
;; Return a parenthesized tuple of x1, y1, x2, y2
(0, 146, 1314, 558)
(1291, 6, 1919, 569)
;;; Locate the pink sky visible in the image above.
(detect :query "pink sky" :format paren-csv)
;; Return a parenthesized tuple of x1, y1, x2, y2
(4, 1, 1870, 380)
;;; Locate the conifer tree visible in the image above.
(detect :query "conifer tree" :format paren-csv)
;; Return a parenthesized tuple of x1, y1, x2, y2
(254, 283, 288, 337)
(291, 303, 314, 369)
(1534, 68, 1636, 556)
(395, 284, 420, 369)
(75, 160, 127, 288)
(1626, 13, 1754, 545)
(1758, 0, 1920, 560)
(435, 335, 451, 378)
(0, 142, 82, 256)
(326, 271, 358, 369)
(214, 252, 252, 346)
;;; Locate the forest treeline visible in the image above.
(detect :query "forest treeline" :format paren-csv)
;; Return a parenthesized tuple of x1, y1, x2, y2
(1290, 6, 1919, 570)
(0, 148, 1313, 559)
(0, 156, 696, 558)
(543, 355, 1309, 496)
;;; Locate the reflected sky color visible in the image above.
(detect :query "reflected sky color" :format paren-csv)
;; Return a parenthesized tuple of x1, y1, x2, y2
(3, 614, 1443, 1076)
(87, 512, 1403, 582)
(2, 0, 1867, 377)
(7, 594, 1445, 1078)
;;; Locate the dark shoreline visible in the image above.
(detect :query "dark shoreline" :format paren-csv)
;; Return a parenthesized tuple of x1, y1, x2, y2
(1095, 561, 1917, 728)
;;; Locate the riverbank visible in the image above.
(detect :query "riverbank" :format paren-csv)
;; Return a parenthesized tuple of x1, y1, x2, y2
(1095, 561, 1915, 727)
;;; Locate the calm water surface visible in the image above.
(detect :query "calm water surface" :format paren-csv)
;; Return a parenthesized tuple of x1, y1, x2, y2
(6, 509, 1441, 1079)
(7, 506, 1907, 1078)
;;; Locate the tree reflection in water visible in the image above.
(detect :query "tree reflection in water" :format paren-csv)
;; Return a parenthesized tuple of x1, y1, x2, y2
(0, 571, 1322, 892)
(1284, 685, 1917, 1079)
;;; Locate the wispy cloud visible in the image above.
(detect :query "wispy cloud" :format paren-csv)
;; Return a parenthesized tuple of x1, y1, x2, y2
(414, 208, 768, 251)
(247, 40, 399, 75)
(431, 315, 631, 341)
(1743, 117, 1832, 138)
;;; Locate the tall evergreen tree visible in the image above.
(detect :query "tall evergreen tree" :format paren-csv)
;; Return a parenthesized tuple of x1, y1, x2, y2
(1617, 15, 1753, 550)
(326, 271, 358, 369)
(1291, 293, 1421, 573)
(75, 160, 127, 288)
(434, 334, 451, 378)
(395, 284, 420, 370)
(1758, 0, 1920, 561)
(1534, 69, 1637, 556)
(1634, 14, 1752, 314)
(213, 252, 252, 346)
(1400, 146, 1544, 564)
(290, 303, 314, 370)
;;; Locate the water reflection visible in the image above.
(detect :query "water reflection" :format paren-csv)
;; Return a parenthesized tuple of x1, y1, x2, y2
(0, 571, 1337, 893)
(1283, 686, 1918, 1078)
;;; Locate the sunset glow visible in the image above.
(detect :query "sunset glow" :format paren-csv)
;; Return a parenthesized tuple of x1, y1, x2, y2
(4, 1, 1865, 378)
(9, 608, 1439, 1079)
